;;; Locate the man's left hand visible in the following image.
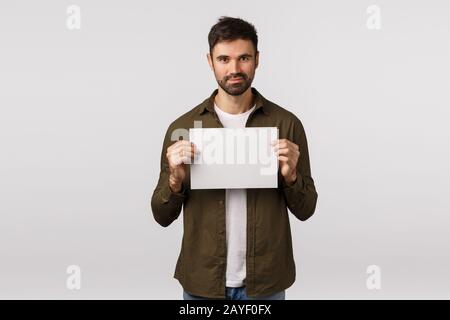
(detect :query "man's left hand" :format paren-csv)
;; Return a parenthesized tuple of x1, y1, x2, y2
(272, 139, 300, 186)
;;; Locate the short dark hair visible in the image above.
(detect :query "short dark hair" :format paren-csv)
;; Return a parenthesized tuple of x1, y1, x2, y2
(208, 16, 258, 55)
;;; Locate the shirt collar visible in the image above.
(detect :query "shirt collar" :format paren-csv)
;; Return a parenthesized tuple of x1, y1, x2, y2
(199, 87, 270, 116)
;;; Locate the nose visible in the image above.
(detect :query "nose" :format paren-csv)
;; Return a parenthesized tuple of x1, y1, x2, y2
(228, 59, 241, 75)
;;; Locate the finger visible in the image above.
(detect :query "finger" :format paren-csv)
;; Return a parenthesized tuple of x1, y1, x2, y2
(170, 140, 189, 148)
(167, 148, 188, 164)
(271, 139, 287, 147)
(272, 139, 299, 151)
(185, 144, 199, 155)
(181, 149, 196, 163)
(169, 154, 183, 166)
(171, 144, 195, 157)
(276, 148, 290, 156)
(176, 140, 192, 149)
(182, 146, 197, 159)
(274, 145, 297, 153)
(287, 140, 299, 150)
(278, 154, 297, 165)
(171, 153, 194, 166)
(277, 139, 289, 146)
(168, 140, 190, 153)
(170, 153, 192, 166)
(176, 142, 199, 154)
(275, 147, 300, 159)
(180, 155, 193, 164)
(272, 143, 285, 152)
(271, 139, 289, 149)
(174, 146, 197, 163)
(178, 140, 193, 149)
(277, 159, 299, 172)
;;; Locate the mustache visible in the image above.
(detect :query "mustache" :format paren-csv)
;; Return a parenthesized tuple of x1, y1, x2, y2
(225, 73, 247, 81)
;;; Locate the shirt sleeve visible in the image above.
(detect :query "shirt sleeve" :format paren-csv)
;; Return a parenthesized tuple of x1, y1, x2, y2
(281, 116, 318, 221)
(150, 124, 187, 227)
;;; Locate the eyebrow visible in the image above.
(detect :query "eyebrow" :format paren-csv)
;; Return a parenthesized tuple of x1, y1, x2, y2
(216, 54, 253, 60)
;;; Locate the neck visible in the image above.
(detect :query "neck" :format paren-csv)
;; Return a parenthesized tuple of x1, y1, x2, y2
(214, 86, 255, 114)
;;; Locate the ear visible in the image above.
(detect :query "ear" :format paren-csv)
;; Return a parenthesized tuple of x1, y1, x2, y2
(207, 52, 214, 71)
(255, 51, 259, 69)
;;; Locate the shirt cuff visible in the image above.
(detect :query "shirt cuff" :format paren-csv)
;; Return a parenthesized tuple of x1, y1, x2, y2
(160, 183, 186, 204)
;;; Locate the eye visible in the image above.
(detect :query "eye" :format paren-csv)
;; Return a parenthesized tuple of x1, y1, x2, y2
(218, 57, 228, 62)
(240, 56, 250, 61)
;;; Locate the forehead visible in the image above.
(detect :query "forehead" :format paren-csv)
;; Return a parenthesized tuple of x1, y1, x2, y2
(212, 39, 255, 57)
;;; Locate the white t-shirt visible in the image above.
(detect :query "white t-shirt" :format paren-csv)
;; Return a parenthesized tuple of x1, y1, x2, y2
(214, 102, 256, 287)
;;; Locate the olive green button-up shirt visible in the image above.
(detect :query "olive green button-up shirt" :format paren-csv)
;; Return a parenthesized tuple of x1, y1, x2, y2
(150, 87, 318, 299)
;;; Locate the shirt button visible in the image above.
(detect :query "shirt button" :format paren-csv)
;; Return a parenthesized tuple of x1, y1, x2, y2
(219, 200, 224, 205)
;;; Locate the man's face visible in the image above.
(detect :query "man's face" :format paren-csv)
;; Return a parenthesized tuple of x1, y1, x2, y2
(207, 39, 259, 96)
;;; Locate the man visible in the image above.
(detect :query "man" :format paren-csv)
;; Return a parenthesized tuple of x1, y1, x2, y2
(151, 16, 318, 300)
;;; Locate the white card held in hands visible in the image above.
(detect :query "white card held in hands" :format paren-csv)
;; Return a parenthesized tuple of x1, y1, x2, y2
(189, 127, 278, 189)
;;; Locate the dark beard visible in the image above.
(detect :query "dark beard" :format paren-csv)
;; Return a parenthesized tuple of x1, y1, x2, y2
(217, 73, 253, 96)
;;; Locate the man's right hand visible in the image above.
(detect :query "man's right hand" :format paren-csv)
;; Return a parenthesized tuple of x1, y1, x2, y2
(166, 140, 197, 193)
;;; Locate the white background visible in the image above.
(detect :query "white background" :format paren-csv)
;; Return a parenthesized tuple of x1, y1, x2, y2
(1, 0, 449, 299)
